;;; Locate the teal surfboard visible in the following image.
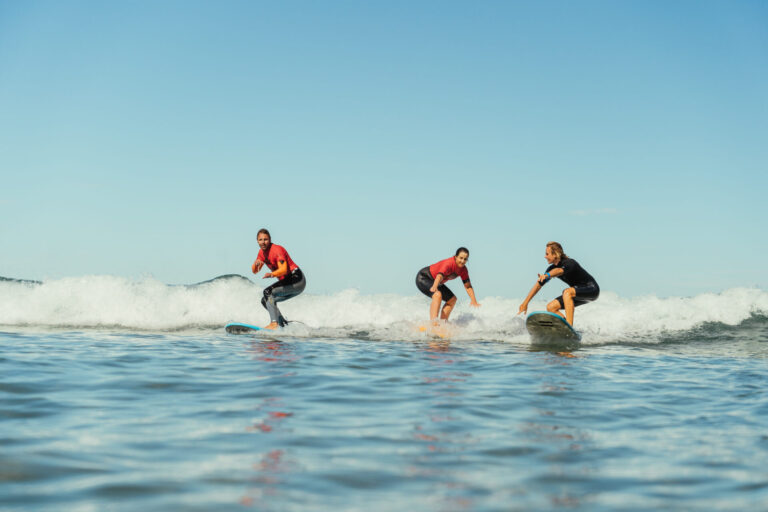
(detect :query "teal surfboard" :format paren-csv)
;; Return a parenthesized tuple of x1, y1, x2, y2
(225, 322, 264, 334)
(526, 311, 582, 344)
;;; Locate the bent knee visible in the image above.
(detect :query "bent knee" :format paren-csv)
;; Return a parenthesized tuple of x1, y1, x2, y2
(446, 296, 457, 306)
(563, 288, 576, 299)
(547, 301, 560, 312)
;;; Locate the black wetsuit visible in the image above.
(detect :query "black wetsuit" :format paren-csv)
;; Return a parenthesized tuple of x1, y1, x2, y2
(544, 258, 600, 308)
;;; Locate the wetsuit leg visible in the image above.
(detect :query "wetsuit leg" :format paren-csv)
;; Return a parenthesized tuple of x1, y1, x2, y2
(415, 267, 434, 298)
(555, 282, 600, 309)
(437, 284, 455, 302)
(261, 270, 306, 326)
(415, 267, 455, 301)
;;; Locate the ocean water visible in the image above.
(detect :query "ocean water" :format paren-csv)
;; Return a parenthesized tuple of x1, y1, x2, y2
(2, 275, 768, 511)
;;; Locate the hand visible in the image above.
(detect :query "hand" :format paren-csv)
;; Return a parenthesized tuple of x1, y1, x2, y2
(518, 304, 527, 315)
(470, 301, 481, 308)
(263, 273, 273, 279)
(430, 286, 437, 293)
(252, 260, 264, 274)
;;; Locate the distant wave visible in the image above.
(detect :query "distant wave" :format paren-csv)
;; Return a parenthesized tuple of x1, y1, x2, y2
(0, 276, 42, 285)
(1, 274, 767, 344)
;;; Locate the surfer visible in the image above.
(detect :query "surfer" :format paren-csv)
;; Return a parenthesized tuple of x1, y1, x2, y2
(251, 229, 306, 329)
(518, 241, 599, 326)
(415, 247, 481, 324)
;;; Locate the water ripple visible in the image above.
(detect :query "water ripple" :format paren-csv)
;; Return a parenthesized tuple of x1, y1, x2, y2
(1, 331, 768, 511)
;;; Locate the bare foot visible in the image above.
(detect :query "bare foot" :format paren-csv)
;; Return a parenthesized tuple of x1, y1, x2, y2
(263, 322, 280, 330)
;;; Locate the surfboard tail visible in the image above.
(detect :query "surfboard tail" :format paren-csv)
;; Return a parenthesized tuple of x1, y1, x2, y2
(525, 311, 581, 344)
(225, 322, 263, 334)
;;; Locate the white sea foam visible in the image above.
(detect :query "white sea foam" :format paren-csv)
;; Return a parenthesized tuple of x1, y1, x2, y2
(1, 275, 766, 344)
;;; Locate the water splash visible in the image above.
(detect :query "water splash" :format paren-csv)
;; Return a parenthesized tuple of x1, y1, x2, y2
(1, 274, 766, 345)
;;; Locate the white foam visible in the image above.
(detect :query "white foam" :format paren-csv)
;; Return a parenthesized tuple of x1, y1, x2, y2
(1, 275, 766, 344)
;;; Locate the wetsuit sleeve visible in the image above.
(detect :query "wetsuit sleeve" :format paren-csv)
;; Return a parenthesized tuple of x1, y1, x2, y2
(538, 264, 557, 285)
(271, 260, 289, 278)
(252, 250, 266, 273)
(460, 267, 470, 283)
(270, 246, 290, 276)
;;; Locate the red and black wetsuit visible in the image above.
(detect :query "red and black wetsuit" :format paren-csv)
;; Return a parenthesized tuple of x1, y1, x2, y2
(256, 244, 305, 326)
(415, 257, 470, 301)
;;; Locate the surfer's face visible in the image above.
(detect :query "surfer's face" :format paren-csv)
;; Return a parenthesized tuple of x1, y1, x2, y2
(455, 251, 469, 268)
(257, 233, 271, 251)
(545, 246, 557, 264)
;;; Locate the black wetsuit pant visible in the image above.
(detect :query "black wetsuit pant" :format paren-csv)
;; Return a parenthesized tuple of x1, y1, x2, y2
(555, 282, 600, 309)
(415, 267, 456, 302)
(262, 269, 306, 327)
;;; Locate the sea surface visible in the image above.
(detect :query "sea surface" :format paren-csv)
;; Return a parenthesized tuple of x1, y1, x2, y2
(2, 275, 768, 511)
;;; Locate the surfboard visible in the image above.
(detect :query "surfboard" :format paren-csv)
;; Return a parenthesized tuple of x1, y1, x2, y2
(225, 322, 265, 334)
(418, 324, 453, 339)
(525, 311, 581, 344)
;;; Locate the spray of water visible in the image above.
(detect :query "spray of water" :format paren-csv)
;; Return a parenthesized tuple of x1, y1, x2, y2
(1, 275, 766, 344)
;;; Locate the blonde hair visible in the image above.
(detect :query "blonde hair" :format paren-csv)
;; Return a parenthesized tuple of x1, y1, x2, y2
(546, 241, 568, 261)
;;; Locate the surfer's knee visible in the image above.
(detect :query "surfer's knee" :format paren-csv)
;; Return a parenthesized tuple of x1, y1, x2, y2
(446, 296, 457, 306)
(563, 288, 576, 299)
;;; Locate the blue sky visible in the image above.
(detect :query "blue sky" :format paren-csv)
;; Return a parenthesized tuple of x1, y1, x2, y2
(1, 0, 766, 297)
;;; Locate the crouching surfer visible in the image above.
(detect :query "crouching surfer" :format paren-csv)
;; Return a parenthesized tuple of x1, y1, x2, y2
(415, 247, 481, 326)
(251, 229, 306, 329)
(518, 241, 599, 326)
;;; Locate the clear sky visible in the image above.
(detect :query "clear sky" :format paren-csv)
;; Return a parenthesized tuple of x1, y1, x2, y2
(2, 0, 767, 297)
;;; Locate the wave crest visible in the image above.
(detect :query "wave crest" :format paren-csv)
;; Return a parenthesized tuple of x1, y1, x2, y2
(1, 275, 766, 344)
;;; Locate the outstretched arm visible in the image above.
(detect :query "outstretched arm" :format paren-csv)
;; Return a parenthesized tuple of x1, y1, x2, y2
(465, 281, 480, 307)
(546, 268, 564, 279)
(518, 275, 550, 315)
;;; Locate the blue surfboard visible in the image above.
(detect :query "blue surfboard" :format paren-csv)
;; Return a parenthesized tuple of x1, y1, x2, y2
(225, 322, 265, 334)
(525, 311, 582, 344)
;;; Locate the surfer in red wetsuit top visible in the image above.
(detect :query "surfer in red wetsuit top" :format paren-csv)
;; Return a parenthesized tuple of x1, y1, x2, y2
(251, 229, 306, 329)
(415, 247, 481, 325)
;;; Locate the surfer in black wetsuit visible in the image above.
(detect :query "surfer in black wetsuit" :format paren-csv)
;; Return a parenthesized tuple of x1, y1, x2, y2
(518, 241, 599, 326)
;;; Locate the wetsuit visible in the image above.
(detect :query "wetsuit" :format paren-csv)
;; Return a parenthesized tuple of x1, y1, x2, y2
(257, 244, 306, 327)
(415, 257, 470, 302)
(543, 258, 599, 309)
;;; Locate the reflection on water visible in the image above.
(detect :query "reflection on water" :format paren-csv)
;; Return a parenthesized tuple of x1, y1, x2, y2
(241, 340, 298, 508)
(247, 339, 299, 365)
(3, 331, 768, 511)
(409, 342, 480, 510)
